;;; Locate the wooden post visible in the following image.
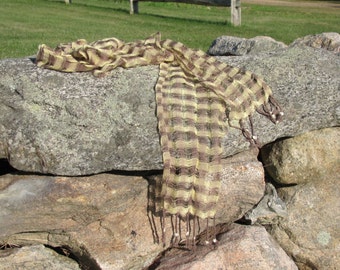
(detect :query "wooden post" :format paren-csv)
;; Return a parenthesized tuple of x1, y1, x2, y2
(129, 0, 236, 23)
(231, 0, 241, 26)
(130, 0, 139, 14)
(65, 0, 72, 4)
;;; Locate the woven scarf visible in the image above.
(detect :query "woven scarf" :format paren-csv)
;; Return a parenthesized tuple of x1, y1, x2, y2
(36, 33, 282, 245)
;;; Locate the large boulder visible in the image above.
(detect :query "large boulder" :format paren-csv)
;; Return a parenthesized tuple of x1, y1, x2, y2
(260, 127, 340, 269)
(270, 172, 339, 270)
(0, 150, 265, 270)
(0, 41, 339, 175)
(261, 127, 340, 185)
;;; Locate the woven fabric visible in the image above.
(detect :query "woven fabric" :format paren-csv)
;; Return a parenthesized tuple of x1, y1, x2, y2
(36, 33, 282, 222)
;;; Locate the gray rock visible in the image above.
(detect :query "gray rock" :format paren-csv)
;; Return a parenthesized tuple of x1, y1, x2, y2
(0, 245, 80, 270)
(220, 45, 339, 154)
(290, 32, 340, 54)
(260, 127, 340, 269)
(244, 182, 287, 225)
(261, 127, 340, 185)
(270, 171, 339, 270)
(0, 61, 162, 175)
(207, 35, 287, 56)
(0, 41, 339, 175)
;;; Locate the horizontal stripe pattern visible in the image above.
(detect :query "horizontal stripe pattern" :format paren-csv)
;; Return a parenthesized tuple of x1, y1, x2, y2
(36, 32, 282, 221)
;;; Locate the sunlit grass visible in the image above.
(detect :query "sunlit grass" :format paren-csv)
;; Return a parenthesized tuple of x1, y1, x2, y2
(0, 0, 339, 59)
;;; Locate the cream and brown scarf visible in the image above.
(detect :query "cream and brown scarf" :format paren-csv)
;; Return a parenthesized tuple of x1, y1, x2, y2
(36, 33, 282, 246)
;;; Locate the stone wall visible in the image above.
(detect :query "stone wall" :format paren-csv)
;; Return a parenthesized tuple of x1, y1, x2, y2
(0, 32, 339, 269)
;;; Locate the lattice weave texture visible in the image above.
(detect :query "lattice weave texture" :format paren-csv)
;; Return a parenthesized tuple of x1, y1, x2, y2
(36, 33, 282, 222)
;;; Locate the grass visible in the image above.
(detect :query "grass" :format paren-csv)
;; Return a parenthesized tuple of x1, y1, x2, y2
(0, 0, 339, 59)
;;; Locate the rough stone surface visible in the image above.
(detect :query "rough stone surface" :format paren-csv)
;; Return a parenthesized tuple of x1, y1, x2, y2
(0, 173, 162, 270)
(0, 62, 162, 175)
(0, 245, 81, 270)
(152, 223, 298, 270)
(261, 127, 340, 184)
(216, 149, 265, 224)
(0, 40, 339, 175)
(220, 44, 339, 155)
(0, 150, 265, 269)
(269, 172, 339, 270)
(244, 183, 287, 225)
(290, 32, 340, 54)
(259, 127, 340, 269)
(207, 35, 287, 56)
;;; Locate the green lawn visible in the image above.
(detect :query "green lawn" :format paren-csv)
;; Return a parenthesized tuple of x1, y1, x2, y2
(0, 0, 339, 59)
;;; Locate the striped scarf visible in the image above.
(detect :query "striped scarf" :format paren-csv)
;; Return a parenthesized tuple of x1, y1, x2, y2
(36, 33, 283, 246)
